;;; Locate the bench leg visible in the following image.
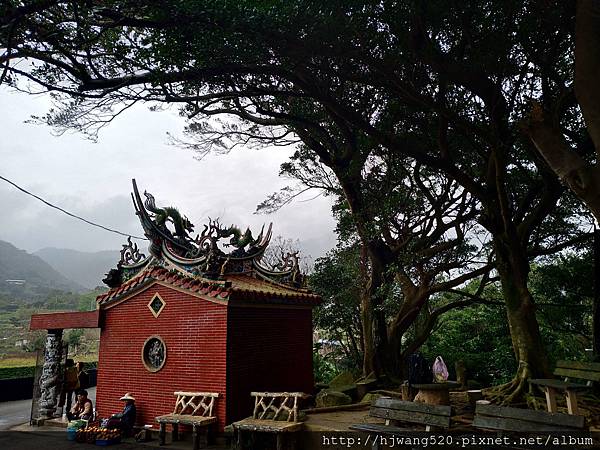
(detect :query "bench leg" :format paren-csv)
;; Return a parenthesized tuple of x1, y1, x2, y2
(276, 433, 283, 450)
(543, 387, 557, 413)
(192, 425, 199, 450)
(235, 428, 242, 450)
(201, 426, 209, 447)
(159, 423, 166, 446)
(565, 390, 579, 415)
(172, 423, 179, 442)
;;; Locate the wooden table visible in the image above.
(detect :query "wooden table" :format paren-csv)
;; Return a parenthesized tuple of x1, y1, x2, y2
(412, 381, 461, 406)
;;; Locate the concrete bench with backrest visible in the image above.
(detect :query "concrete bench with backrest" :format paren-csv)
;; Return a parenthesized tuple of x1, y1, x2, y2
(529, 360, 600, 415)
(350, 397, 452, 450)
(231, 392, 308, 450)
(155, 391, 219, 449)
(473, 402, 586, 433)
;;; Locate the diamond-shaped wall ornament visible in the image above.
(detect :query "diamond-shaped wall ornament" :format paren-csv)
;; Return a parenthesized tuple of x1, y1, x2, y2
(148, 293, 165, 318)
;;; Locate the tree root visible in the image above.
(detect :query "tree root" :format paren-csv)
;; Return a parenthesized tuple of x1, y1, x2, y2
(525, 393, 544, 410)
(482, 375, 529, 405)
(481, 360, 539, 406)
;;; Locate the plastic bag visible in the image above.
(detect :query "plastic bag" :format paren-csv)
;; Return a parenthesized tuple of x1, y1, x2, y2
(432, 356, 449, 382)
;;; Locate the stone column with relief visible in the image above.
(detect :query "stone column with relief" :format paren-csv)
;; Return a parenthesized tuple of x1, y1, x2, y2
(38, 329, 63, 420)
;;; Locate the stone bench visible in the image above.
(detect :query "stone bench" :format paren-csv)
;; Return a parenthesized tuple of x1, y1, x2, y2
(155, 391, 219, 449)
(231, 391, 308, 450)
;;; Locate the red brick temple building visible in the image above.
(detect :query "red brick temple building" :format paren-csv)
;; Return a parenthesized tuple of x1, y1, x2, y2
(30, 180, 321, 431)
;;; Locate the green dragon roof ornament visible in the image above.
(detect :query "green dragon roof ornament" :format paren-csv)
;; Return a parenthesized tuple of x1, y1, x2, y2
(102, 179, 304, 289)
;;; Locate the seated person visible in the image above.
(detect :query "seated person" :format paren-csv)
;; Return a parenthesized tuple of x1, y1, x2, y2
(67, 389, 93, 421)
(107, 393, 137, 436)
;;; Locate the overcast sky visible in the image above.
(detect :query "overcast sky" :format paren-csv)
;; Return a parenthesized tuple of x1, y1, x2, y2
(0, 88, 337, 260)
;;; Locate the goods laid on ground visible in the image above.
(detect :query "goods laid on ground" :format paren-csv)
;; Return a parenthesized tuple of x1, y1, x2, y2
(74, 425, 121, 445)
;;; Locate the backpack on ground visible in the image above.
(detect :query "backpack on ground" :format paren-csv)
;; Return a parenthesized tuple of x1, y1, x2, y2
(407, 352, 432, 385)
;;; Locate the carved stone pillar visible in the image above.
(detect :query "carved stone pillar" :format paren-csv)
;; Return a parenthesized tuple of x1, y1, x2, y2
(38, 329, 63, 419)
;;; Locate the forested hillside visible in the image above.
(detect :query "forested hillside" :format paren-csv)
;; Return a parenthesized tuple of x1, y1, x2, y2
(0, 240, 83, 300)
(35, 247, 117, 290)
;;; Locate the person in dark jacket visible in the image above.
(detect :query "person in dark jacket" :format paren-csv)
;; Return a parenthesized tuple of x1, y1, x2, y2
(76, 361, 89, 389)
(110, 393, 137, 436)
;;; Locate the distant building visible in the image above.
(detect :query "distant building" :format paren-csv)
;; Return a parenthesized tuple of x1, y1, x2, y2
(15, 339, 29, 347)
(5, 279, 25, 285)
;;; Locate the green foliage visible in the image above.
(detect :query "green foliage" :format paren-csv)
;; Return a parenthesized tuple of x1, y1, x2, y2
(66, 329, 84, 348)
(530, 251, 593, 365)
(0, 365, 36, 380)
(422, 303, 516, 385)
(422, 251, 593, 385)
(0, 288, 100, 358)
(0, 360, 98, 380)
(23, 334, 45, 352)
(310, 244, 363, 371)
(3, 1, 597, 381)
(312, 345, 338, 385)
(0, 240, 83, 300)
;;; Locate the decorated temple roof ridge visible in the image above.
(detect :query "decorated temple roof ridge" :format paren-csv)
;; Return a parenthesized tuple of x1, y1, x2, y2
(97, 265, 320, 307)
(98, 180, 318, 307)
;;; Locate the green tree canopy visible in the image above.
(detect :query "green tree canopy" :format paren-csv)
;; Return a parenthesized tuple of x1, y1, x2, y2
(1, 1, 596, 400)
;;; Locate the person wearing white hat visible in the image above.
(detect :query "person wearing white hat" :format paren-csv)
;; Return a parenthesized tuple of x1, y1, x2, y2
(109, 393, 137, 436)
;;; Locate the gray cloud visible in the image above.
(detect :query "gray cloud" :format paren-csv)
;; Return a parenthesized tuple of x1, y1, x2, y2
(0, 89, 337, 258)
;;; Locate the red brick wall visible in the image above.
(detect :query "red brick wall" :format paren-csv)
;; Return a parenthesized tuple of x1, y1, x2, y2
(30, 310, 99, 330)
(96, 284, 228, 431)
(226, 306, 314, 423)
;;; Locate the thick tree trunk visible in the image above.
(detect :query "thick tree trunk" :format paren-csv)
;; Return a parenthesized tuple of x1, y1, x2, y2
(524, 105, 600, 224)
(386, 320, 413, 380)
(371, 277, 389, 378)
(360, 291, 389, 378)
(358, 243, 390, 378)
(359, 245, 376, 377)
(360, 289, 376, 377)
(525, 2, 600, 224)
(487, 237, 551, 403)
(360, 246, 393, 379)
(386, 291, 429, 378)
(496, 238, 550, 378)
(575, 0, 600, 154)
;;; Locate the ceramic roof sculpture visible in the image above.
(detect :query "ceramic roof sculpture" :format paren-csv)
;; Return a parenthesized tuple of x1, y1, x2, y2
(102, 179, 306, 292)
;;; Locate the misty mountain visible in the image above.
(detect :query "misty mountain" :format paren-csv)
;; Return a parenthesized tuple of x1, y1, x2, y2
(0, 240, 84, 300)
(34, 247, 119, 290)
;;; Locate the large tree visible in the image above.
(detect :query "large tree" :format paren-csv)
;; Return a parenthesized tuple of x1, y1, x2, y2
(265, 147, 493, 379)
(523, 0, 600, 223)
(1, 1, 592, 399)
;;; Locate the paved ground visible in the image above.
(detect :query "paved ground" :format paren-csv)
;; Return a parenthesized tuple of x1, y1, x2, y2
(0, 426, 227, 450)
(0, 387, 230, 449)
(0, 387, 97, 431)
(0, 399, 31, 432)
(0, 384, 229, 450)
